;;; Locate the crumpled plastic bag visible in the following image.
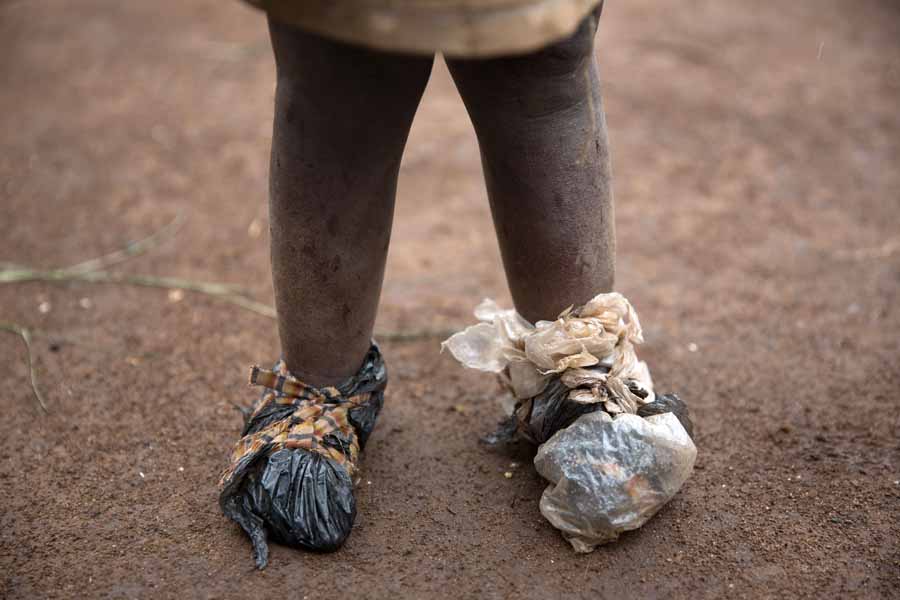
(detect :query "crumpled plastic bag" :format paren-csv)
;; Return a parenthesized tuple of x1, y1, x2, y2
(443, 293, 696, 551)
(442, 292, 655, 414)
(219, 345, 387, 569)
(221, 448, 356, 568)
(534, 411, 696, 552)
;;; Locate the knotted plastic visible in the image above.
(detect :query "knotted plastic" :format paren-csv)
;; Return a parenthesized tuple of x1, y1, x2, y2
(443, 293, 696, 551)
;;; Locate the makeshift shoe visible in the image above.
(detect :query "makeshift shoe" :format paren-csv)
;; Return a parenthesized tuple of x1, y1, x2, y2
(219, 344, 387, 569)
(443, 292, 697, 552)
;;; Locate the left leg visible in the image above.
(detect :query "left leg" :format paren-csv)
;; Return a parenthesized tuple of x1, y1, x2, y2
(445, 4, 613, 323)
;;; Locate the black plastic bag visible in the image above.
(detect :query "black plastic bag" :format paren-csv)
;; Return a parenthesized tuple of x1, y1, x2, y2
(486, 366, 693, 446)
(219, 345, 387, 569)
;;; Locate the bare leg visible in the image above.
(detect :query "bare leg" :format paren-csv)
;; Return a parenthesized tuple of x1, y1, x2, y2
(446, 6, 614, 323)
(267, 19, 433, 385)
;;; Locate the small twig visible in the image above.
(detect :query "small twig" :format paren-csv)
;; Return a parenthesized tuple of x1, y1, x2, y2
(64, 211, 187, 274)
(0, 267, 42, 283)
(0, 212, 186, 284)
(0, 213, 456, 341)
(70, 271, 249, 296)
(376, 328, 455, 342)
(212, 292, 278, 319)
(2, 264, 453, 337)
(0, 322, 49, 413)
(2, 266, 248, 293)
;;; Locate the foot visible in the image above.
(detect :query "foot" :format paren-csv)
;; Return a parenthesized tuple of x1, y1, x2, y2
(444, 292, 696, 552)
(219, 344, 387, 569)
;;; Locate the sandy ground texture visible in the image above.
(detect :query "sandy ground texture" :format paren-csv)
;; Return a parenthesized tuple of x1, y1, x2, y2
(2, 1, 899, 598)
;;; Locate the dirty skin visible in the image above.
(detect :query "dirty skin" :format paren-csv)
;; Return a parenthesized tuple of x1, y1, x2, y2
(268, 4, 612, 385)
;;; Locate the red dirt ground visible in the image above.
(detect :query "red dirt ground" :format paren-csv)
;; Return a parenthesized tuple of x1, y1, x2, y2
(2, 1, 899, 598)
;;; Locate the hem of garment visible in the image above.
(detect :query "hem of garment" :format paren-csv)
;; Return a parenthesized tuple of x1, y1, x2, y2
(246, 0, 600, 57)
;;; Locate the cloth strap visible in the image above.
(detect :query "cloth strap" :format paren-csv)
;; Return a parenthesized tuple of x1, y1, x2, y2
(220, 347, 386, 491)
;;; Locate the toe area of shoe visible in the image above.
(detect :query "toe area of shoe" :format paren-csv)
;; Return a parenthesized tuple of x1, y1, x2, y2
(245, 448, 356, 552)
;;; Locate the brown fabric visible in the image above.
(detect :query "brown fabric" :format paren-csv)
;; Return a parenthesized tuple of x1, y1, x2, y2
(244, 0, 602, 57)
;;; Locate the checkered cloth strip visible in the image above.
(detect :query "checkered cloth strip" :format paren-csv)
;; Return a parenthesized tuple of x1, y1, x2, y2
(220, 345, 387, 490)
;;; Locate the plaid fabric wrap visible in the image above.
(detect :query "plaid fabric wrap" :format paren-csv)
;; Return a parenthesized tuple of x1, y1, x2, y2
(219, 345, 387, 490)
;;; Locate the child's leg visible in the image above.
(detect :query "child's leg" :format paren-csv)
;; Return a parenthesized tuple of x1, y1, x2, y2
(445, 7, 613, 323)
(267, 19, 433, 385)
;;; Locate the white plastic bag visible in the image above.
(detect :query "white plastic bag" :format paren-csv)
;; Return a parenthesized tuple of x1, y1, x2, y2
(443, 293, 696, 551)
(442, 292, 655, 411)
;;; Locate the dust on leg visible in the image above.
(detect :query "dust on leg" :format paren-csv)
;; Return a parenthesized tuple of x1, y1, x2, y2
(446, 9, 614, 323)
(267, 19, 433, 384)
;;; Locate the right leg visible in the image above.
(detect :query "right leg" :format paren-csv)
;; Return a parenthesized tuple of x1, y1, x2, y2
(268, 19, 433, 386)
(220, 21, 433, 569)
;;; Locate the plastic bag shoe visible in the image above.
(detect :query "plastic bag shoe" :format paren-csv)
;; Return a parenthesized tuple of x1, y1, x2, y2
(444, 292, 696, 552)
(219, 344, 387, 569)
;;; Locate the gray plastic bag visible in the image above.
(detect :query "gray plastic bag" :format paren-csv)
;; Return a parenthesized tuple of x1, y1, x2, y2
(534, 411, 696, 552)
(444, 293, 697, 551)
